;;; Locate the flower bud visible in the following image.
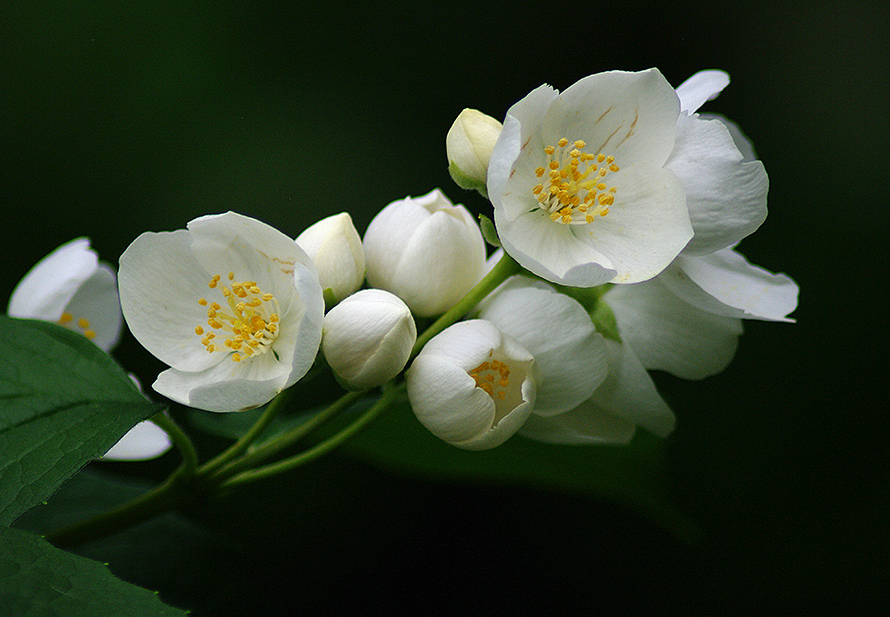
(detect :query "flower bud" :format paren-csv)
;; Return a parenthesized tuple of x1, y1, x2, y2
(446, 108, 503, 194)
(322, 289, 416, 390)
(407, 320, 537, 450)
(363, 189, 486, 317)
(296, 212, 366, 305)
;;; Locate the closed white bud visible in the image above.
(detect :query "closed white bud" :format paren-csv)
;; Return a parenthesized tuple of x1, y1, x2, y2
(446, 108, 503, 194)
(296, 213, 366, 305)
(407, 320, 537, 450)
(322, 289, 416, 390)
(363, 189, 486, 317)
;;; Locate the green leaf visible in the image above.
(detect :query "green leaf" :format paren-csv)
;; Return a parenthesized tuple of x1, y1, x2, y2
(0, 526, 187, 616)
(478, 214, 501, 248)
(341, 402, 700, 541)
(0, 317, 164, 526)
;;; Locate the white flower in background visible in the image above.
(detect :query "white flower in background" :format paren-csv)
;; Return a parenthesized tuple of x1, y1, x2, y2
(487, 68, 768, 287)
(8, 238, 171, 460)
(296, 212, 365, 305)
(407, 320, 537, 450)
(119, 212, 324, 413)
(363, 189, 486, 317)
(518, 339, 675, 445)
(446, 108, 503, 193)
(8, 237, 122, 351)
(322, 289, 416, 390)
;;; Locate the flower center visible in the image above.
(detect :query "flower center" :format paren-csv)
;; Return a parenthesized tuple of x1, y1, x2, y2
(195, 272, 281, 363)
(468, 349, 530, 426)
(532, 138, 619, 225)
(58, 313, 96, 340)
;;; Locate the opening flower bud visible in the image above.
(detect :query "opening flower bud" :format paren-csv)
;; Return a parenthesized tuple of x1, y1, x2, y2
(296, 212, 366, 306)
(363, 189, 486, 317)
(322, 289, 416, 390)
(446, 108, 503, 194)
(406, 320, 537, 450)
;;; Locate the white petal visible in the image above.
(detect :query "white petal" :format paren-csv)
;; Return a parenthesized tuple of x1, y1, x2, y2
(8, 238, 97, 320)
(700, 114, 757, 161)
(495, 208, 617, 287)
(390, 205, 486, 316)
(606, 278, 742, 380)
(660, 248, 799, 322)
(364, 197, 433, 289)
(63, 264, 123, 352)
(296, 212, 365, 304)
(545, 69, 679, 167)
(588, 339, 675, 437)
(153, 352, 290, 412)
(119, 229, 224, 372)
(101, 419, 172, 461)
(479, 278, 608, 416)
(666, 113, 768, 255)
(675, 70, 730, 114)
(584, 164, 692, 284)
(519, 406, 637, 445)
(278, 261, 325, 387)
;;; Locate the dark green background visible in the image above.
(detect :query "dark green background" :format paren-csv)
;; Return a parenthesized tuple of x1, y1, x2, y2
(2, 1, 886, 614)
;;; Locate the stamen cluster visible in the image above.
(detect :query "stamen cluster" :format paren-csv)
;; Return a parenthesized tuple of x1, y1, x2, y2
(58, 312, 96, 340)
(532, 138, 619, 225)
(195, 272, 280, 362)
(469, 354, 512, 401)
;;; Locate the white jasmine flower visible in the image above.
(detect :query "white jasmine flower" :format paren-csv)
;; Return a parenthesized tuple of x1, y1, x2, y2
(407, 320, 537, 450)
(8, 238, 171, 460)
(322, 289, 416, 390)
(118, 212, 324, 412)
(296, 212, 365, 305)
(8, 237, 122, 352)
(363, 189, 486, 317)
(446, 108, 503, 193)
(488, 68, 768, 287)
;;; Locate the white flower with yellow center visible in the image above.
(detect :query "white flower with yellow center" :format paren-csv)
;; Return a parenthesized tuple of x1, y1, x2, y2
(8, 237, 122, 352)
(488, 68, 768, 287)
(119, 212, 324, 413)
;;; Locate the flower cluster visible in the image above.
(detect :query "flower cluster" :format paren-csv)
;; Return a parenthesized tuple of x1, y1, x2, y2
(12, 68, 797, 458)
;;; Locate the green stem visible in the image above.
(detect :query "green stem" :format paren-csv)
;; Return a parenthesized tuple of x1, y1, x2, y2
(410, 251, 521, 359)
(204, 389, 365, 484)
(149, 412, 198, 477)
(218, 384, 406, 492)
(196, 387, 293, 477)
(46, 465, 191, 549)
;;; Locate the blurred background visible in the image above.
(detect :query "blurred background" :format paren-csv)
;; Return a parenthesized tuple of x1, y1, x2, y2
(2, 1, 887, 614)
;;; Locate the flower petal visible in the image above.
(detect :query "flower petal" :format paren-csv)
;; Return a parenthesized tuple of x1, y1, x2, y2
(153, 351, 290, 412)
(660, 247, 799, 322)
(606, 278, 742, 379)
(494, 208, 617, 287)
(666, 113, 768, 255)
(545, 69, 680, 167)
(675, 70, 730, 114)
(119, 229, 222, 372)
(519, 406, 637, 445)
(583, 164, 692, 284)
(62, 264, 123, 352)
(8, 238, 97, 321)
(101, 420, 172, 461)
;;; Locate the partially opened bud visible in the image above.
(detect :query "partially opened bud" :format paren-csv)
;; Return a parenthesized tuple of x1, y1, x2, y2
(446, 108, 503, 194)
(407, 320, 537, 450)
(296, 212, 365, 305)
(322, 289, 416, 390)
(363, 189, 486, 317)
